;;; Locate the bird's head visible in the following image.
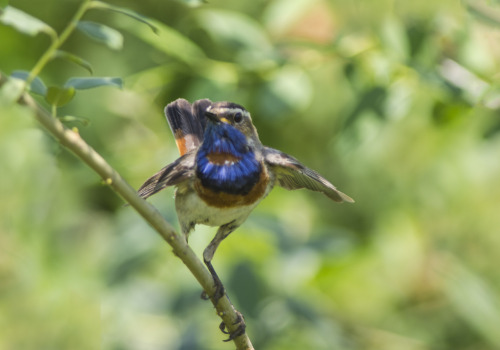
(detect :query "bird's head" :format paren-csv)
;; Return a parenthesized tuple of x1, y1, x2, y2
(204, 102, 260, 147)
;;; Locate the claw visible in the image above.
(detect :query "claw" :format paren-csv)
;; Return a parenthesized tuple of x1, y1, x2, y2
(219, 321, 230, 334)
(221, 312, 246, 342)
(212, 278, 226, 302)
(200, 278, 226, 302)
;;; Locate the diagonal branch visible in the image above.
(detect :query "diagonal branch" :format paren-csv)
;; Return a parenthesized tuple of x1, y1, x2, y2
(1, 73, 254, 350)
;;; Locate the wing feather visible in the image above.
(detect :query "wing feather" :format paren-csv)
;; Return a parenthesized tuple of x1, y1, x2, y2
(264, 147, 354, 203)
(137, 152, 195, 199)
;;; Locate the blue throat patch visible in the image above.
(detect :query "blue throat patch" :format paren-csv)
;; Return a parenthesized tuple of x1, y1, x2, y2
(196, 123, 261, 195)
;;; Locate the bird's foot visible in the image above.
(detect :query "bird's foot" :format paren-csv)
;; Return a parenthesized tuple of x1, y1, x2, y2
(200, 275, 226, 302)
(220, 311, 246, 342)
(212, 276, 226, 302)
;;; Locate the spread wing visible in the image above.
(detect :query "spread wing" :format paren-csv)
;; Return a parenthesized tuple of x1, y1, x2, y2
(263, 147, 354, 203)
(165, 98, 212, 156)
(137, 152, 196, 199)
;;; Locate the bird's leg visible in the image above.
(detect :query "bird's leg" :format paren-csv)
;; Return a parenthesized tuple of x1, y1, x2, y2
(202, 221, 238, 302)
(200, 222, 246, 341)
(203, 258, 225, 301)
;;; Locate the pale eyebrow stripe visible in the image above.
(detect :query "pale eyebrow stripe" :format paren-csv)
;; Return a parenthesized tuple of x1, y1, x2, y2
(209, 107, 251, 119)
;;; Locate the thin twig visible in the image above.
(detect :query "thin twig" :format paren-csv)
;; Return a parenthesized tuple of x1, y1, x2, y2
(1, 73, 254, 350)
(26, 0, 93, 87)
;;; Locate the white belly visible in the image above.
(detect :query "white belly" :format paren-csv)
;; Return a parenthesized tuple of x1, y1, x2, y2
(175, 189, 260, 229)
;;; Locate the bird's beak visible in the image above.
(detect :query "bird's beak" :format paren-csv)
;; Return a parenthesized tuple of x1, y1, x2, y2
(205, 110, 230, 124)
(205, 110, 218, 123)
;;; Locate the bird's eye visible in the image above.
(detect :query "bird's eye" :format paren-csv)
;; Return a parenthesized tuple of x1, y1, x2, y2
(234, 112, 243, 123)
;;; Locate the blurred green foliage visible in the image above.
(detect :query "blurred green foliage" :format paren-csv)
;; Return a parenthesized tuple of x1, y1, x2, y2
(2, 0, 500, 349)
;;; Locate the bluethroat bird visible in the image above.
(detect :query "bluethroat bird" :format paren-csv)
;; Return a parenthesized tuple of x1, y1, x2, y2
(137, 98, 354, 303)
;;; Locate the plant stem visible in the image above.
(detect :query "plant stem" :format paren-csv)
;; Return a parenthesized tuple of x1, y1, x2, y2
(26, 0, 93, 88)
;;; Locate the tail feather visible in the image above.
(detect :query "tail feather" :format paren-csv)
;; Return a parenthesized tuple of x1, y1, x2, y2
(165, 98, 212, 156)
(191, 99, 211, 133)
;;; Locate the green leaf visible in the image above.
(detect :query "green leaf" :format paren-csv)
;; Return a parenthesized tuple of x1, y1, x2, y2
(53, 50, 93, 74)
(59, 115, 90, 126)
(196, 9, 275, 68)
(173, 0, 207, 7)
(467, 2, 500, 28)
(0, 75, 25, 104)
(0, 6, 56, 39)
(0, 0, 9, 9)
(46, 86, 75, 107)
(258, 65, 313, 118)
(197, 9, 274, 52)
(263, 0, 313, 35)
(445, 263, 500, 346)
(90, 1, 158, 34)
(64, 77, 123, 90)
(113, 16, 205, 66)
(10, 70, 47, 96)
(76, 21, 123, 50)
